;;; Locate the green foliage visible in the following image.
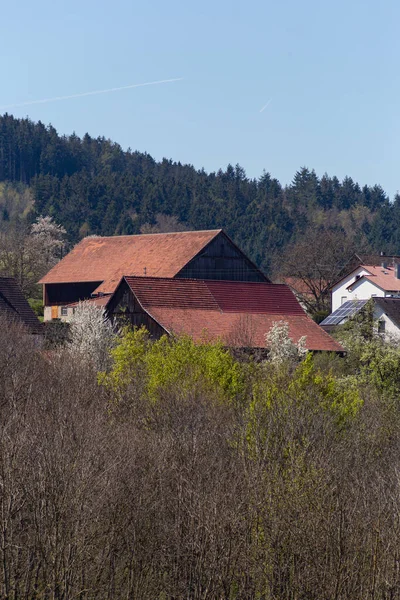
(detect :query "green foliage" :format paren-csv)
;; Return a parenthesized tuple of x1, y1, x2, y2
(291, 353, 362, 423)
(28, 297, 44, 317)
(99, 327, 245, 404)
(247, 354, 362, 456)
(339, 325, 400, 397)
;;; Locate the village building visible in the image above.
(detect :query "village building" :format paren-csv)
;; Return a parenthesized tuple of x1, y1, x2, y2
(0, 277, 43, 335)
(320, 297, 400, 339)
(39, 229, 268, 321)
(331, 260, 400, 313)
(321, 253, 400, 338)
(104, 276, 343, 352)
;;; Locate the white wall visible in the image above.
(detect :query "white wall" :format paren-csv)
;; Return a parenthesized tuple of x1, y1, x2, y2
(44, 306, 53, 322)
(373, 305, 400, 339)
(43, 305, 74, 322)
(331, 267, 372, 312)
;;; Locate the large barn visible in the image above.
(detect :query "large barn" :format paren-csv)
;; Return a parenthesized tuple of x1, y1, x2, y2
(104, 276, 343, 352)
(39, 229, 268, 321)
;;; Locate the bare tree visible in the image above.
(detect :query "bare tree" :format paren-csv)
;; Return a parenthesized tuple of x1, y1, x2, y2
(1, 312, 400, 598)
(275, 227, 359, 316)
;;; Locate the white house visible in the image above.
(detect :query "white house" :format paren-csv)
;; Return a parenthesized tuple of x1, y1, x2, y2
(373, 298, 400, 337)
(320, 297, 400, 339)
(331, 261, 400, 313)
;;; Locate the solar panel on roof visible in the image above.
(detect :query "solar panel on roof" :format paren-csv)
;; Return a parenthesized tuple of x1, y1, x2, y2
(321, 300, 368, 326)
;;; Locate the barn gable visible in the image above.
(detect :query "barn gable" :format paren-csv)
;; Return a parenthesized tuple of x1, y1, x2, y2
(177, 231, 267, 282)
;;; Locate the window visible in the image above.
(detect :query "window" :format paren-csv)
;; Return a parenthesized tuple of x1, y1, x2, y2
(341, 296, 347, 305)
(61, 306, 68, 316)
(378, 320, 386, 334)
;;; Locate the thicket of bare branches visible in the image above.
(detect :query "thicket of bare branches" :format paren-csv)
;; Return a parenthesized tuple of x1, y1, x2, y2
(2, 318, 400, 599)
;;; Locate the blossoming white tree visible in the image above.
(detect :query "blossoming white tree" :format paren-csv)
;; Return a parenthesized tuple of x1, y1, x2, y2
(0, 215, 67, 294)
(30, 215, 66, 271)
(265, 320, 307, 364)
(69, 302, 116, 371)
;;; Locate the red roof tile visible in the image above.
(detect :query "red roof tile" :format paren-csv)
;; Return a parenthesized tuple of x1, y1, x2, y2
(65, 295, 112, 308)
(122, 277, 342, 352)
(207, 281, 304, 313)
(349, 265, 400, 292)
(39, 230, 222, 293)
(279, 276, 327, 297)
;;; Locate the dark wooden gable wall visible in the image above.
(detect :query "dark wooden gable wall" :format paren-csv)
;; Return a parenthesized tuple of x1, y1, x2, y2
(177, 231, 268, 282)
(106, 279, 166, 338)
(45, 281, 103, 305)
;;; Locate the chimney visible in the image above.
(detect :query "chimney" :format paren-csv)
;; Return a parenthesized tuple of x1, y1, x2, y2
(395, 264, 400, 279)
(381, 261, 387, 270)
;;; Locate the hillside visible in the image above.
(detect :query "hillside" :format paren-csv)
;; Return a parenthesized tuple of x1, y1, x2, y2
(0, 113, 399, 274)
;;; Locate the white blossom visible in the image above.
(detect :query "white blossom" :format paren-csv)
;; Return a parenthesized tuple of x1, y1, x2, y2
(30, 215, 67, 270)
(69, 302, 116, 370)
(265, 320, 307, 364)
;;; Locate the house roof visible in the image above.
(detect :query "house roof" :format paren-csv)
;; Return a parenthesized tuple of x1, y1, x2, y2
(334, 255, 400, 289)
(279, 276, 328, 297)
(321, 297, 400, 331)
(0, 277, 43, 334)
(39, 230, 223, 293)
(347, 265, 400, 293)
(65, 295, 112, 309)
(320, 299, 369, 327)
(374, 298, 400, 328)
(355, 253, 400, 266)
(119, 276, 343, 352)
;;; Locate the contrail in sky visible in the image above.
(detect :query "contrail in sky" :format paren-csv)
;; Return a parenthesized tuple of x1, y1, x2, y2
(0, 77, 184, 110)
(259, 98, 272, 113)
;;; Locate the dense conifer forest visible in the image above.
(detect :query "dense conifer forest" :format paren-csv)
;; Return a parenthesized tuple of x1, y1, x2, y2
(0, 113, 399, 275)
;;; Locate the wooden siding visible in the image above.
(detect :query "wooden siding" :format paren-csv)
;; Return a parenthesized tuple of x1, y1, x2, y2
(177, 232, 267, 282)
(45, 281, 103, 305)
(106, 280, 166, 339)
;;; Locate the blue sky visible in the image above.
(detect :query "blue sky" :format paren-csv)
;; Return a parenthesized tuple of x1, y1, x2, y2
(2, 0, 399, 197)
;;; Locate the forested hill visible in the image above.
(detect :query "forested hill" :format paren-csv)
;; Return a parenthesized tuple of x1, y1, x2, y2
(0, 113, 399, 273)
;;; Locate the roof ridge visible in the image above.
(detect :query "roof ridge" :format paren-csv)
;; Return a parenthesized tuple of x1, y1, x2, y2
(124, 275, 276, 286)
(82, 229, 222, 240)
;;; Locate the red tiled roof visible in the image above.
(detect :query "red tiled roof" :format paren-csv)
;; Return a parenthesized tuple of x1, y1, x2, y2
(348, 265, 400, 292)
(279, 276, 327, 297)
(39, 230, 222, 293)
(65, 295, 112, 308)
(122, 277, 342, 352)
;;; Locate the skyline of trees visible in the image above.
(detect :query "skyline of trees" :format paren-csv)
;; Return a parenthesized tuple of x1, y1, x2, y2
(0, 113, 398, 278)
